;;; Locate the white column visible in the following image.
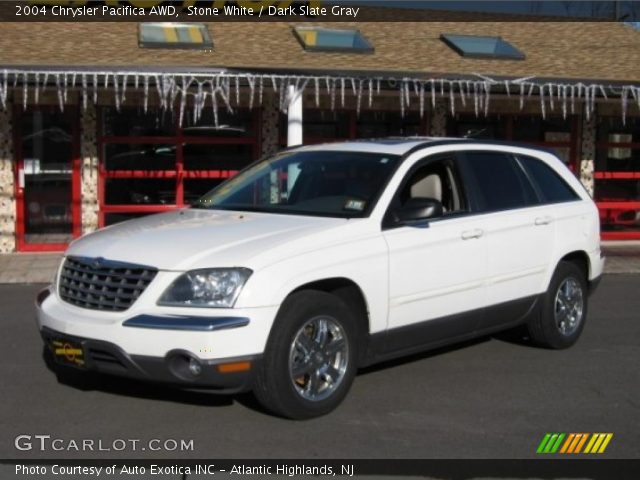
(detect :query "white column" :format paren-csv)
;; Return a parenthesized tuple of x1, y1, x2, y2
(287, 85, 303, 147)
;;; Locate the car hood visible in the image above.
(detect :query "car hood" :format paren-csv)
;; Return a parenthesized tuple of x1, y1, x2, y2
(66, 209, 359, 271)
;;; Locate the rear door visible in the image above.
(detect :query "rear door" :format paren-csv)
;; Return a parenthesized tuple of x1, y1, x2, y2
(457, 150, 554, 329)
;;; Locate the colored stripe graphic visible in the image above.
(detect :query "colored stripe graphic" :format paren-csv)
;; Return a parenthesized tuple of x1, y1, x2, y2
(537, 433, 565, 454)
(538, 433, 613, 454)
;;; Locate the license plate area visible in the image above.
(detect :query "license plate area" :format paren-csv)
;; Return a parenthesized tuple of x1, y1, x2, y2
(49, 337, 86, 369)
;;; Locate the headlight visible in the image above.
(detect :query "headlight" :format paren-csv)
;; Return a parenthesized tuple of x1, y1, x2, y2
(158, 268, 252, 308)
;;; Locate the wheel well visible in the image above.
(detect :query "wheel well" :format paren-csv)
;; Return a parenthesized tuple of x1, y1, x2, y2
(560, 251, 590, 279)
(290, 278, 370, 363)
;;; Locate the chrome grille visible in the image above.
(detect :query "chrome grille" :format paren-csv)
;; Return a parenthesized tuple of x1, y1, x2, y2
(59, 256, 157, 312)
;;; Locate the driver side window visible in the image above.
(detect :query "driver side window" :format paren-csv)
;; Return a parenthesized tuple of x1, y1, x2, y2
(399, 157, 467, 215)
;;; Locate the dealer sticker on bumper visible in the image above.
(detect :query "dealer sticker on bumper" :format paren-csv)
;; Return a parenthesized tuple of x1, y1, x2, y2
(50, 338, 85, 368)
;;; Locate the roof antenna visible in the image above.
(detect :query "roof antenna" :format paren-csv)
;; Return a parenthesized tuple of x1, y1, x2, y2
(464, 128, 487, 138)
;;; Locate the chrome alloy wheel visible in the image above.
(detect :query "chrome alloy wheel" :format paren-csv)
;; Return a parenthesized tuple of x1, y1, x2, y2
(554, 277, 584, 336)
(288, 316, 349, 402)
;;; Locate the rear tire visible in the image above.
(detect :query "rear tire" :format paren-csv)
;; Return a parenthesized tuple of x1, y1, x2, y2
(528, 261, 588, 349)
(253, 290, 358, 420)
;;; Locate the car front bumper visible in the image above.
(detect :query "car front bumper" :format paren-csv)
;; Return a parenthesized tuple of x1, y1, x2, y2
(36, 287, 277, 391)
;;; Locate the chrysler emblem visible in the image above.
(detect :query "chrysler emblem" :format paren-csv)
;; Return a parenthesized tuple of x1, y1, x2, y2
(92, 257, 105, 269)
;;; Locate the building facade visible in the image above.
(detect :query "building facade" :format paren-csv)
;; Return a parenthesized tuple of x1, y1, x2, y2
(1, 16, 639, 252)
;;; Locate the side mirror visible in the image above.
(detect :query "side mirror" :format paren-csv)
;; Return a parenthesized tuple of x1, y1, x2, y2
(395, 197, 444, 223)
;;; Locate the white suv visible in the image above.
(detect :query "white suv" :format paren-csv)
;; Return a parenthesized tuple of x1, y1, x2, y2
(37, 139, 604, 419)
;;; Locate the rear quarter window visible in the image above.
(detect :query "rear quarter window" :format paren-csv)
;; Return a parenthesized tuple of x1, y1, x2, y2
(518, 155, 580, 204)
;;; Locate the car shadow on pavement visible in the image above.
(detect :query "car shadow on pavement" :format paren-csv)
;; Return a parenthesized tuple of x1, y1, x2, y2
(358, 326, 534, 376)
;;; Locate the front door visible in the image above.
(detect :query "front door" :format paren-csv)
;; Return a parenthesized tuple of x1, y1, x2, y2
(382, 155, 487, 353)
(15, 108, 80, 251)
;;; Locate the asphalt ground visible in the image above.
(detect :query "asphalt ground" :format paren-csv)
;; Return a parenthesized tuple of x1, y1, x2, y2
(0, 277, 638, 472)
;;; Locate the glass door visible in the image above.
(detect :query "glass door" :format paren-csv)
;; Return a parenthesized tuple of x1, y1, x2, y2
(15, 108, 80, 251)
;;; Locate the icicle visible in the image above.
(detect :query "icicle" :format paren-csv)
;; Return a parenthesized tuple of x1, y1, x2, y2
(62, 73, 68, 103)
(430, 79, 436, 108)
(356, 79, 363, 117)
(247, 75, 255, 110)
(473, 82, 479, 117)
(599, 85, 608, 100)
(195, 81, 204, 123)
(399, 82, 405, 118)
(234, 75, 240, 106)
(376, 79, 380, 95)
(219, 76, 233, 113)
(22, 72, 28, 111)
(483, 81, 491, 116)
(81, 74, 87, 111)
(449, 81, 455, 116)
(404, 81, 410, 107)
(113, 74, 120, 111)
(55, 73, 64, 111)
(271, 75, 278, 92)
(258, 76, 264, 106)
(368, 78, 373, 108)
(413, 80, 420, 99)
(93, 73, 98, 104)
(41, 73, 50, 96)
(519, 82, 525, 110)
(143, 75, 149, 113)
(561, 85, 568, 119)
(134, 74, 139, 91)
(504, 80, 511, 97)
(621, 87, 629, 125)
(330, 78, 336, 111)
(121, 74, 128, 104)
(211, 84, 219, 126)
(547, 84, 554, 111)
(570, 84, 575, 114)
(440, 79, 445, 97)
(0, 71, 9, 109)
(419, 82, 425, 118)
(178, 76, 187, 127)
(458, 80, 467, 107)
(350, 78, 357, 96)
(314, 77, 320, 107)
(340, 78, 345, 107)
(540, 84, 546, 119)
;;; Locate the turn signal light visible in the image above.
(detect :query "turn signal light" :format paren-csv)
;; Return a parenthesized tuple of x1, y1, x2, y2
(217, 361, 251, 373)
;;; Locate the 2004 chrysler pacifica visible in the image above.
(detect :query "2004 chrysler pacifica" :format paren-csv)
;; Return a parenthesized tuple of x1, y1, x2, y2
(37, 138, 604, 419)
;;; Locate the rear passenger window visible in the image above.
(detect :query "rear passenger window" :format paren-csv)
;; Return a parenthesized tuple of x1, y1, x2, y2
(462, 151, 538, 212)
(518, 155, 580, 204)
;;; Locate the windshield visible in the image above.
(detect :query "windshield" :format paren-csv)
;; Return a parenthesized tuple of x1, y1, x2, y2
(193, 150, 401, 218)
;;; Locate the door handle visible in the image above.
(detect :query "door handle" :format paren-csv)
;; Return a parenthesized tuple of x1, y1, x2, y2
(461, 228, 484, 240)
(534, 216, 553, 226)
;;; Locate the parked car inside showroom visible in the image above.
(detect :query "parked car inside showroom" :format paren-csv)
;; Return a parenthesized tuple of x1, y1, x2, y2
(36, 138, 604, 419)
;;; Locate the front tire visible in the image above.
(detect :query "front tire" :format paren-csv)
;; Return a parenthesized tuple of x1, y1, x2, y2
(253, 290, 358, 419)
(528, 261, 588, 349)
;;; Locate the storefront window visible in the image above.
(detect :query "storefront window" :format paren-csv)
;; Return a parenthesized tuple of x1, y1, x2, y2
(595, 116, 640, 238)
(99, 107, 259, 226)
(18, 109, 77, 248)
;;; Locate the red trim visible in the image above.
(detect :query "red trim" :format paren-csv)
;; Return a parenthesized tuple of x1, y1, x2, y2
(601, 231, 640, 240)
(594, 172, 640, 180)
(596, 201, 640, 209)
(14, 106, 81, 252)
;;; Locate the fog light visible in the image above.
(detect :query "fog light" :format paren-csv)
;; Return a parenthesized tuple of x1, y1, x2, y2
(188, 358, 202, 376)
